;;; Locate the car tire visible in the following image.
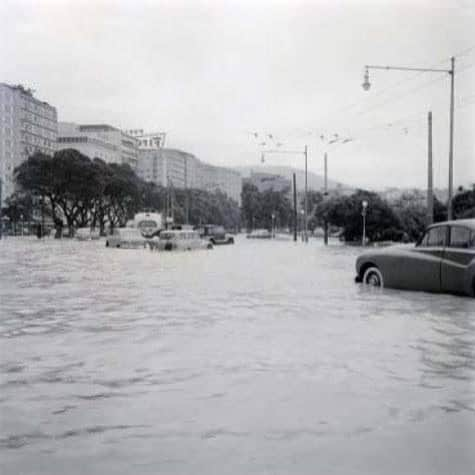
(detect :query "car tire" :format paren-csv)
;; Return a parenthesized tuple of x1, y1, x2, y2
(362, 266, 384, 288)
(229, 237, 234, 244)
(207, 243, 213, 250)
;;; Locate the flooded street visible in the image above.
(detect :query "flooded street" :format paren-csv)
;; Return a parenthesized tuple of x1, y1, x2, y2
(1, 236, 474, 474)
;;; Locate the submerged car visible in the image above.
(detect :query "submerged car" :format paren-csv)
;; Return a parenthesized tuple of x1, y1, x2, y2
(355, 219, 475, 297)
(199, 225, 234, 245)
(75, 227, 101, 240)
(148, 230, 213, 251)
(246, 229, 272, 239)
(105, 228, 148, 248)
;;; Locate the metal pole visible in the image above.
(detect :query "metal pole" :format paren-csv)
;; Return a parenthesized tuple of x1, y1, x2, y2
(304, 145, 308, 243)
(184, 157, 189, 224)
(323, 152, 328, 245)
(448, 56, 455, 220)
(293, 173, 297, 242)
(427, 111, 433, 225)
(362, 212, 366, 246)
(0, 177, 2, 240)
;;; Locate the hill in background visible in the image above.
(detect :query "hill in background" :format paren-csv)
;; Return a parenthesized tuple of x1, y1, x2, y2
(234, 165, 351, 192)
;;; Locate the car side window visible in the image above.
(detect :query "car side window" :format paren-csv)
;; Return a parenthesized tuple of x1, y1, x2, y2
(449, 226, 471, 248)
(419, 226, 447, 247)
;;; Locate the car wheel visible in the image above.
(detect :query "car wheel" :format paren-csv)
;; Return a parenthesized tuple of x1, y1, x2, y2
(207, 243, 213, 250)
(229, 237, 234, 244)
(362, 266, 384, 287)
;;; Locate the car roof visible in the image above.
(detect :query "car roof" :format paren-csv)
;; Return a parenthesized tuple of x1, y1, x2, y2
(427, 218, 475, 230)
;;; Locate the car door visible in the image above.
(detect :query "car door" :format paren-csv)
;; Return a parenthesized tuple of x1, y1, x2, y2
(410, 225, 448, 292)
(441, 226, 475, 295)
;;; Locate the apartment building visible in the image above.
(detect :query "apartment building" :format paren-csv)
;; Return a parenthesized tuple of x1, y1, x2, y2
(57, 123, 138, 169)
(0, 83, 57, 205)
(125, 129, 166, 150)
(136, 147, 242, 204)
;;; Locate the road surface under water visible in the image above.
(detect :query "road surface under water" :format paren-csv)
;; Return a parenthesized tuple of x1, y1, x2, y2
(1, 236, 474, 474)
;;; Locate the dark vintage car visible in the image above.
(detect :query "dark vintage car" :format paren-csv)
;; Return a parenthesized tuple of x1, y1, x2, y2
(355, 219, 475, 297)
(199, 225, 234, 245)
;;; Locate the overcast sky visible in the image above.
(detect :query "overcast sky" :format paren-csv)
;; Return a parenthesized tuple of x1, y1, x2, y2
(1, 0, 474, 190)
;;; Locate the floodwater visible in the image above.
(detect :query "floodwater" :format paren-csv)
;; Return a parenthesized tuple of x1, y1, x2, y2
(1, 235, 474, 475)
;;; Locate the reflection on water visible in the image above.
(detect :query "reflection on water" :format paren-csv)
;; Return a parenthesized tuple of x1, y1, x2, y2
(1, 236, 474, 474)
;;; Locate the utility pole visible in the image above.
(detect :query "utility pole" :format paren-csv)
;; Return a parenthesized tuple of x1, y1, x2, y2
(448, 56, 455, 220)
(304, 145, 308, 242)
(259, 147, 308, 243)
(293, 173, 297, 242)
(427, 111, 434, 225)
(184, 156, 189, 224)
(362, 57, 455, 220)
(323, 152, 328, 245)
(0, 177, 2, 239)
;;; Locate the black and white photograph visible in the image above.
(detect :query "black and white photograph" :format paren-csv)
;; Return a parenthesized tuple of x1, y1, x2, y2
(1, 0, 474, 474)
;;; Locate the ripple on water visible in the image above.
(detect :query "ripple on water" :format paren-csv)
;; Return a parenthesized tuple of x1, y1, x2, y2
(1, 237, 475, 471)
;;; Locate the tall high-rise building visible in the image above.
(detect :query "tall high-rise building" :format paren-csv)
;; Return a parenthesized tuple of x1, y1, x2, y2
(57, 123, 138, 169)
(0, 83, 57, 205)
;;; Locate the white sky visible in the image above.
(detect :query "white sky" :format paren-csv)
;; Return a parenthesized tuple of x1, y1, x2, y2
(1, 0, 474, 189)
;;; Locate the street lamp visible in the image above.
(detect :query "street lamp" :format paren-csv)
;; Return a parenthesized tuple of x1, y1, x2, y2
(361, 200, 368, 246)
(362, 58, 455, 219)
(271, 212, 276, 238)
(318, 134, 353, 245)
(260, 146, 309, 242)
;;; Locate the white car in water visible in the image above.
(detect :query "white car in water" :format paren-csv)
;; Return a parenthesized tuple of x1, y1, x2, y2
(148, 230, 213, 251)
(105, 228, 148, 248)
(75, 227, 101, 240)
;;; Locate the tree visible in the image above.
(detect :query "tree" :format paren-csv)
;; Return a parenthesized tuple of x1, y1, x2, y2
(316, 189, 403, 242)
(241, 182, 292, 232)
(392, 191, 427, 241)
(1, 191, 34, 234)
(453, 185, 475, 219)
(103, 163, 142, 231)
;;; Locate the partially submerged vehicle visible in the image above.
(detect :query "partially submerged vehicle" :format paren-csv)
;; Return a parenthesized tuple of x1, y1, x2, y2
(247, 229, 272, 239)
(199, 225, 234, 245)
(105, 228, 148, 248)
(131, 211, 163, 238)
(75, 227, 100, 240)
(148, 230, 213, 251)
(355, 219, 475, 297)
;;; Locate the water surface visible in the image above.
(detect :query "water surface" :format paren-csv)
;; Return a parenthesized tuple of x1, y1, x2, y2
(1, 236, 474, 474)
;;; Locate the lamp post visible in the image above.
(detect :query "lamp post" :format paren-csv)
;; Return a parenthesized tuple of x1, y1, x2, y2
(0, 177, 2, 240)
(361, 200, 368, 246)
(271, 212, 276, 238)
(260, 146, 309, 242)
(362, 58, 455, 219)
(318, 134, 353, 245)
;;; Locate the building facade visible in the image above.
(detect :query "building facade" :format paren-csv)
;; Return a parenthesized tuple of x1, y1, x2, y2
(136, 147, 242, 204)
(0, 83, 57, 205)
(125, 129, 166, 150)
(57, 123, 138, 169)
